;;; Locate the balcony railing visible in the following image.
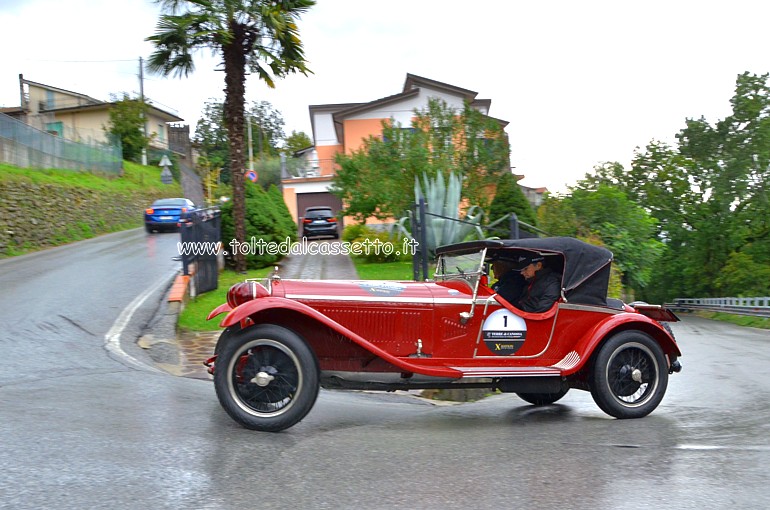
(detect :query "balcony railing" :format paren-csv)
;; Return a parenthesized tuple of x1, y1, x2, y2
(285, 158, 336, 179)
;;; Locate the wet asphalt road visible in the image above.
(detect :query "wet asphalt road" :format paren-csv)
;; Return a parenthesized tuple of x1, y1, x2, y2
(1, 231, 770, 509)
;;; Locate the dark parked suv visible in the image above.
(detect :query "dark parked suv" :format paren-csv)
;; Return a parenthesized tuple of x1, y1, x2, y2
(301, 206, 339, 239)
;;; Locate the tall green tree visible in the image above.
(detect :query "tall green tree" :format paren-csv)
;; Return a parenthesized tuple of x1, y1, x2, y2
(247, 100, 285, 159)
(577, 73, 770, 301)
(538, 184, 663, 296)
(569, 185, 663, 293)
(487, 171, 536, 228)
(193, 100, 229, 180)
(194, 98, 287, 184)
(147, 0, 314, 272)
(536, 193, 578, 237)
(105, 93, 149, 162)
(284, 130, 312, 155)
(331, 98, 510, 221)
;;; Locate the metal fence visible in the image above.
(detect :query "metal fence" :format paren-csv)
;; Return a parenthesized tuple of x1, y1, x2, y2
(669, 297, 770, 317)
(180, 206, 221, 296)
(410, 200, 545, 281)
(485, 212, 547, 240)
(0, 112, 122, 174)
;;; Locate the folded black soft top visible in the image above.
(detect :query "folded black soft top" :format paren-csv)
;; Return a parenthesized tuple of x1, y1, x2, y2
(436, 237, 614, 305)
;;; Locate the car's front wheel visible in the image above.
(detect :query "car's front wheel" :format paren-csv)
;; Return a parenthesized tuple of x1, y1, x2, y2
(589, 330, 668, 419)
(213, 324, 319, 432)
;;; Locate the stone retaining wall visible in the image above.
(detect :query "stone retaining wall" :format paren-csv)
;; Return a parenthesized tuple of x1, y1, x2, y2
(0, 179, 178, 255)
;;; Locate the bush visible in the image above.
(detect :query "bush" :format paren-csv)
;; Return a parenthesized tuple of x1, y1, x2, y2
(266, 184, 298, 236)
(220, 181, 297, 269)
(351, 227, 409, 263)
(342, 223, 370, 243)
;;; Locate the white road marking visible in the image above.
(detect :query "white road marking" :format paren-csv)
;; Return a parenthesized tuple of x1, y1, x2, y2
(104, 270, 177, 372)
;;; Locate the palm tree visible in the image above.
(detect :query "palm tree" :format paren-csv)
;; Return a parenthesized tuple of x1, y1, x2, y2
(146, 0, 314, 271)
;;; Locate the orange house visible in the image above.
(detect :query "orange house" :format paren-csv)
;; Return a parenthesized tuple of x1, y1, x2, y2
(282, 73, 510, 227)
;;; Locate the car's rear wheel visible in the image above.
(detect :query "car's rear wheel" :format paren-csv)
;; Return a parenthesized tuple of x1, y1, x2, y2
(213, 324, 319, 432)
(517, 388, 569, 406)
(590, 330, 668, 419)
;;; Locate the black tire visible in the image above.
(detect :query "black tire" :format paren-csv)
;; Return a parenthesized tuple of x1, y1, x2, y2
(213, 325, 241, 356)
(661, 321, 675, 339)
(145, 224, 153, 233)
(589, 330, 668, 419)
(517, 387, 569, 406)
(213, 324, 319, 432)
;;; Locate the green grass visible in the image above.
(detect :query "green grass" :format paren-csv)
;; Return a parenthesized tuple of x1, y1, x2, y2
(351, 257, 437, 280)
(351, 258, 416, 280)
(177, 267, 274, 331)
(694, 311, 770, 330)
(0, 161, 179, 194)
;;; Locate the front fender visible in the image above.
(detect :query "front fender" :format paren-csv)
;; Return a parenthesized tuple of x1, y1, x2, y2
(207, 302, 232, 321)
(218, 297, 461, 379)
(565, 312, 682, 375)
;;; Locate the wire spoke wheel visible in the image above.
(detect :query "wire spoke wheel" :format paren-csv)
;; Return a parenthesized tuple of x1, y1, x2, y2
(214, 325, 319, 432)
(234, 342, 300, 414)
(605, 343, 656, 404)
(590, 331, 668, 419)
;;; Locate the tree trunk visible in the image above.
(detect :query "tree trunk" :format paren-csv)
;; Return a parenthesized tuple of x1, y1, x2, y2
(223, 35, 248, 273)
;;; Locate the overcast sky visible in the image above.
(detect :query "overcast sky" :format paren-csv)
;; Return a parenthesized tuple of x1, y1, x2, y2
(2, 0, 768, 192)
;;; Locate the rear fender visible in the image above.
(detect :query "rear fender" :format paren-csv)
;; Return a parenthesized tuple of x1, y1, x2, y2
(218, 297, 460, 378)
(566, 312, 682, 375)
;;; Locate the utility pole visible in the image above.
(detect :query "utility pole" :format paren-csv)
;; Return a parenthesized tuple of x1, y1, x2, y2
(139, 57, 148, 166)
(247, 115, 254, 172)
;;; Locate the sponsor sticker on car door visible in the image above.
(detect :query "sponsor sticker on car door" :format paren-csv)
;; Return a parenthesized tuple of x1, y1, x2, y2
(482, 308, 527, 355)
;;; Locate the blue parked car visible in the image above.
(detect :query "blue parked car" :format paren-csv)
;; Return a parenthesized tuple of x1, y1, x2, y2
(144, 198, 196, 233)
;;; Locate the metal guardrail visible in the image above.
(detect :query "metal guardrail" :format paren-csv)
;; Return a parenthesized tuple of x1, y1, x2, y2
(667, 297, 770, 318)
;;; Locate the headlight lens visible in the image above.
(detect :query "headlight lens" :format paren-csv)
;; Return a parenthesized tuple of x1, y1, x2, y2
(226, 281, 269, 307)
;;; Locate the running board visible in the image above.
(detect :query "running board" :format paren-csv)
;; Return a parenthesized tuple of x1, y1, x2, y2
(450, 366, 561, 378)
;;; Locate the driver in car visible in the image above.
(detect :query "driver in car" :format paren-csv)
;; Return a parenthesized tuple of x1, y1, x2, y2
(491, 253, 562, 313)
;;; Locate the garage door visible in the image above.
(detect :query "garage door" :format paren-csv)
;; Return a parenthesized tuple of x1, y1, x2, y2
(297, 192, 343, 219)
(296, 192, 344, 233)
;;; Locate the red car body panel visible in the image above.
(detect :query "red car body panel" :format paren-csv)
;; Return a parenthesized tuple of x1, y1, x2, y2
(206, 237, 683, 430)
(217, 292, 462, 378)
(209, 277, 680, 380)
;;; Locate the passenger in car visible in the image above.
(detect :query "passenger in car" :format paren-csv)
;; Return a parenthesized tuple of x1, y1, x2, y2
(492, 254, 562, 313)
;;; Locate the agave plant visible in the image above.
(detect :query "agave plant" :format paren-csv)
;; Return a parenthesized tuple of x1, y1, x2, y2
(394, 170, 484, 258)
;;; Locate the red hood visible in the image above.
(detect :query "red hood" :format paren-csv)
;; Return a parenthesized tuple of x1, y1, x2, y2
(271, 279, 475, 303)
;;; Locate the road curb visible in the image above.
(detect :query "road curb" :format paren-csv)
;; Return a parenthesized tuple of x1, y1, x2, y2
(138, 271, 184, 367)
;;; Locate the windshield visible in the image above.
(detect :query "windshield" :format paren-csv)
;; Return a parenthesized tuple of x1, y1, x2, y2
(434, 249, 486, 282)
(154, 199, 188, 207)
(305, 208, 333, 219)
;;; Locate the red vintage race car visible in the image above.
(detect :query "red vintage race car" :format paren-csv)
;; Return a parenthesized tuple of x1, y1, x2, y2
(206, 237, 682, 432)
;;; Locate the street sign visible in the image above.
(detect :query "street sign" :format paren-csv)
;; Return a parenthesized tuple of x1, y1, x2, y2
(160, 167, 173, 184)
(159, 154, 173, 184)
